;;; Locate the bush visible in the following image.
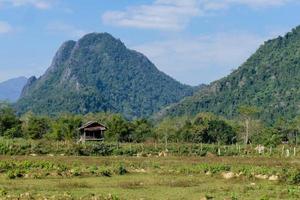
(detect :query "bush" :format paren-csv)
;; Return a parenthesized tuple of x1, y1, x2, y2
(0, 188, 7, 196)
(6, 170, 23, 179)
(290, 171, 300, 184)
(118, 164, 127, 175)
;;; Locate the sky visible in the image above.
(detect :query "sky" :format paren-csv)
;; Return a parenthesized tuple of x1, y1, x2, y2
(1, 0, 300, 86)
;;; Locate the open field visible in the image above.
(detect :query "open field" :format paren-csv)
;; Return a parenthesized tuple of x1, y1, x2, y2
(0, 155, 300, 200)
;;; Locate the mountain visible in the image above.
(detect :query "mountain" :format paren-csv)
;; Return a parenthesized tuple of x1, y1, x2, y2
(16, 33, 194, 118)
(157, 26, 300, 124)
(0, 77, 28, 102)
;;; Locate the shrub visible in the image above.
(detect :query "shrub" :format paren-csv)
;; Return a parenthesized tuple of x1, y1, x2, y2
(6, 170, 23, 179)
(290, 171, 300, 184)
(118, 164, 127, 175)
(0, 188, 7, 196)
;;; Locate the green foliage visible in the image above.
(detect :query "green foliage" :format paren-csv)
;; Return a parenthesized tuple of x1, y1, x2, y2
(48, 114, 82, 140)
(251, 127, 282, 147)
(23, 114, 50, 139)
(191, 113, 237, 144)
(16, 33, 194, 119)
(155, 116, 191, 143)
(160, 26, 300, 124)
(290, 171, 300, 184)
(160, 113, 237, 144)
(0, 106, 21, 138)
(131, 119, 153, 142)
(238, 105, 260, 118)
(105, 114, 132, 142)
(118, 164, 128, 175)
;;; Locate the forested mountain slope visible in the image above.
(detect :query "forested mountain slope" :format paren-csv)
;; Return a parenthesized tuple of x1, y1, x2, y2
(16, 33, 194, 118)
(157, 26, 300, 123)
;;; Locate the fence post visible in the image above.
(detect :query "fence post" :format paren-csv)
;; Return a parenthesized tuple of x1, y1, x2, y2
(294, 147, 296, 157)
(286, 149, 290, 157)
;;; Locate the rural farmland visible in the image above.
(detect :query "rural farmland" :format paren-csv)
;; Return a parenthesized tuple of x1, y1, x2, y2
(2, 1, 300, 199)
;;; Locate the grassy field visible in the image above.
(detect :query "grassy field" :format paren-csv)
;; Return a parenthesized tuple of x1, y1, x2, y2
(0, 155, 299, 200)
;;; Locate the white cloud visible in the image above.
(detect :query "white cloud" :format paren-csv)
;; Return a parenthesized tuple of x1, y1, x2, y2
(0, 0, 53, 9)
(46, 22, 87, 38)
(201, 0, 293, 11)
(102, 0, 295, 31)
(133, 32, 269, 85)
(102, 0, 201, 31)
(0, 21, 12, 34)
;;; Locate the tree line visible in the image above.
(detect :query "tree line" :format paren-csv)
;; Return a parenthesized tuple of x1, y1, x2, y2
(0, 103, 299, 147)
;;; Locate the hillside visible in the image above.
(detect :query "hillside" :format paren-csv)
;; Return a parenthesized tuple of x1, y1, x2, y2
(0, 77, 28, 102)
(16, 33, 194, 118)
(157, 26, 300, 123)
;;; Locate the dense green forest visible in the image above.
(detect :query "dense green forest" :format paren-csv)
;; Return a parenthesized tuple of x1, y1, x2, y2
(1, 102, 299, 147)
(16, 33, 194, 119)
(157, 26, 300, 124)
(9, 26, 300, 143)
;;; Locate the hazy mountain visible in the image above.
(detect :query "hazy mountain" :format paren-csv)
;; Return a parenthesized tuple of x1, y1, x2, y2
(157, 26, 300, 124)
(0, 77, 28, 102)
(17, 33, 194, 118)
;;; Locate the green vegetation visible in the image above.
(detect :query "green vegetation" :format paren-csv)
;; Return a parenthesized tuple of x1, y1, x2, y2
(1, 103, 300, 199)
(0, 156, 299, 199)
(16, 33, 194, 118)
(3, 27, 300, 199)
(1, 104, 300, 147)
(159, 26, 300, 124)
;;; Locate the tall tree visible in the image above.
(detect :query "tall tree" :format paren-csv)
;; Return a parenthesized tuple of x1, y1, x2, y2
(238, 105, 260, 144)
(290, 116, 300, 146)
(0, 105, 21, 138)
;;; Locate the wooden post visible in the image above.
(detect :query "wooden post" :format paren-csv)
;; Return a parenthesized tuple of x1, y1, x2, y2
(164, 133, 168, 150)
(245, 119, 249, 144)
(286, 149, 290, 157)
(294, 147, 296, 157)
(83, 131, 86, 143)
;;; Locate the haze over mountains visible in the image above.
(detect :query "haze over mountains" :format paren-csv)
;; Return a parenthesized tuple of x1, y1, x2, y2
(158, 26, 300, 124)
(0, 77, 28, 102)
(16, 33, 195, 118)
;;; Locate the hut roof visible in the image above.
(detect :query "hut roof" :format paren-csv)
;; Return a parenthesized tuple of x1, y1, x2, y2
(79, 121, 107, 131)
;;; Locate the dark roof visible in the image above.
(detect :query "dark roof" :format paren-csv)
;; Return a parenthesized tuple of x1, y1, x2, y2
(79, 121, 107, 131)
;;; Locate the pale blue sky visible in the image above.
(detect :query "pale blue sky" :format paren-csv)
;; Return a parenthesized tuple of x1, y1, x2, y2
(1, 0, 300, 85)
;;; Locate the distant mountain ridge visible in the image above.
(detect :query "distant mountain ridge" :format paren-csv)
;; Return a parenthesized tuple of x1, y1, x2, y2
(17, 33, 195, 118)
(157, 26, 300, 123)
(0, 77, 28, 102)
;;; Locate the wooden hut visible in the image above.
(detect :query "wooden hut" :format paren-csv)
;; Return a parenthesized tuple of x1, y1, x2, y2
(78, 121, 107, 143)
